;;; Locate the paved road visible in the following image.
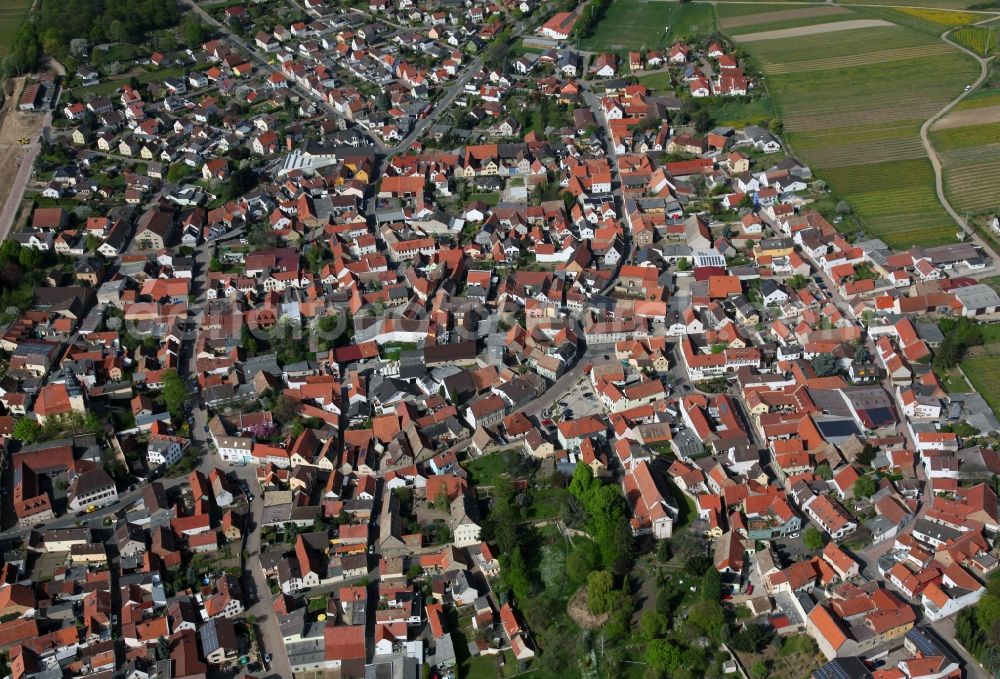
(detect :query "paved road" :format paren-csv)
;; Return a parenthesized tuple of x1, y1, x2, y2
(389, 54, 484, 154)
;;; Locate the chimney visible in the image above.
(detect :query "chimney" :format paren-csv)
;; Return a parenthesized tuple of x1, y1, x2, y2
(286, 135, 294, 152)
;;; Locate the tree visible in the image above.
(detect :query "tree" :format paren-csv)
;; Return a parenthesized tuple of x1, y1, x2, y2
(811, 353, 838, 377)
(976, 592, 1000, 631)
(220, 167, 258, 202)
(856, 443, 876, 467)
(701, 569, 722, 601)
(677, 257, 691, 271)
(853, 475, 877, 498)
(732, 624, 772, 653)
(853, 344, 870, 364)
(750, 660, 769, 679)
(646, 639, 682, 674)
(656, 587, 676, 616)
(835, 201, 852, 215)
(803, 526, 825, 551)
(686, 600, 726, 640)
(787, 274, 809, 290)
(693, 108, 713, 134)
(0, 239, 21, 264)
(587, 570, 615, 614)
(13, 418, 41, 444)
(161, 369, 186, 419)
(182, 14, 213, 47)
(241, 323, 258, 356)
(640, 610, 668, 641)
(814, 463, 833, 481)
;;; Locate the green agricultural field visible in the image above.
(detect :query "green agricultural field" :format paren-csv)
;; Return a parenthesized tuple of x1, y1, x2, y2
(960, 354, 1000, 416)
(952, 26, 1000, 55)
(727, 13, 862, 36)
(732, 20, 979, 248)
(0, 0, 32, 58)
(952, 88, 1000, 109)
(940, 144, 1000, 212)
(839, 0, 986, 8)
(578, 0, 715, 52)
(717, 3, 830, 21)
(932, 100, 1000, 213)
(931, 120, 1000, 151)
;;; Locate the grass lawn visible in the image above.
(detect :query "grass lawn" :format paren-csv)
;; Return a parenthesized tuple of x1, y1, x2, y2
(960, 353, 1000, 415)
(708, 96, 777, 127)
(636, 70, 674, 92)
(307, 597, 328, 614)
(981, 275, 1000, 292)
(380, 342, 418, 360)
(731, 18, 980, 248)
(665, 478, 696, 529)
(942, 368, 972, 393)
(578, 0, 715, 52)
(466, 651, 518, 679)
(526, 487, 570, 520)
(463, 453, 511, 486)
(72, 66, 188, 98)
(469, 192, 500, 206)
(0, 0, 32, 58)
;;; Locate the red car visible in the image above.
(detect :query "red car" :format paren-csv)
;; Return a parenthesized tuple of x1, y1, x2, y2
(542, 418, 554, 426)
(745, 585, 754, 595)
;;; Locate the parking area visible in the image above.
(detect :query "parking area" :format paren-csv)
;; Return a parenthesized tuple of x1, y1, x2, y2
(537, 376, 603, 426)
(769, 532, 810, 562)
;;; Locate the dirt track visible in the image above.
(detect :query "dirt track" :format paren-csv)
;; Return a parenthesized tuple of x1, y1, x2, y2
(932, 103, 1000, 130)
(720, 6, 849, 29)
(733, 19, 894, 42)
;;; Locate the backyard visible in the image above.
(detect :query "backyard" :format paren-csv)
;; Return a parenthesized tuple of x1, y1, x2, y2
(961, 353, 1000, 416)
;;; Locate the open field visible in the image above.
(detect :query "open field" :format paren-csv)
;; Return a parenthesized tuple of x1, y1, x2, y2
(952, 26, 1000, 55)
(732, 19, 979, 248)
(940, 143, 1000, 212)
(0, 0, 32, 58)
(838, 0, 989, 8)
(719, 5, 849, 29)
(893, 7, 985, 25)
(960, 354, 1000, 416)
(734, 19, 894, 42)
(952, 89, 1000, 110)
(727, 12, 870, 37)
(932, 91, 1000, 213)
(578, 0, 715, 51)
(930, 120, 1000, 151)
(934, 103, 1000, 128)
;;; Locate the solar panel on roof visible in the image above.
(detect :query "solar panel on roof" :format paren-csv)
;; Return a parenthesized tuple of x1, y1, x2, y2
(815, 420, 861, 438)
(813, 658, 870, 679)
(863, 407, 895, 426)
(905, 627, 941, 656)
